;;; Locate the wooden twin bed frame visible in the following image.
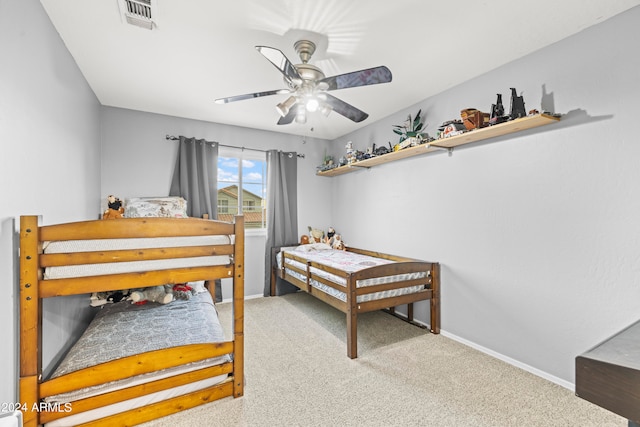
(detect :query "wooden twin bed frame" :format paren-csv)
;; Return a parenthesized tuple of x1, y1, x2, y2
(271, 243, 440, 358)
(19, 215, 244, 427)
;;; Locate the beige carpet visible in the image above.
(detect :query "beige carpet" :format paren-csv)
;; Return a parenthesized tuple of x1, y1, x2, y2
(141, 293, 625, 427)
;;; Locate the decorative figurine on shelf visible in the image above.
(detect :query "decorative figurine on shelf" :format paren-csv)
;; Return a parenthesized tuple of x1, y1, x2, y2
(509, 87, 527, 120)
(317, 151, 336, 172)
(460, 108, 490, 130)
(392, 109, 428, 148)
(372, 143, 390, 156)
(489, 93, 508, 125)
(345, 141, 357, 164)
(438, 120, 467, 138)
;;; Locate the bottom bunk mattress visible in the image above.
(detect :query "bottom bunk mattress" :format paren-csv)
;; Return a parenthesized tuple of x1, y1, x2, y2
(277, 244, 429, 302)
(44, 291, 230, 426)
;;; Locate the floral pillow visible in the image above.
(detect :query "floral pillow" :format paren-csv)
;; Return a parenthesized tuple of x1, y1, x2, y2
(125, 197, 188, 218)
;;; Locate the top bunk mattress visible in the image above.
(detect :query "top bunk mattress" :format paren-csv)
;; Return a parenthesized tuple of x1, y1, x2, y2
(43, 235, 232, 279)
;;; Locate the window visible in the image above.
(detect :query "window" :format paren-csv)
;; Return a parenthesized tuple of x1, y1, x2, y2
(217, 148, 266, 229)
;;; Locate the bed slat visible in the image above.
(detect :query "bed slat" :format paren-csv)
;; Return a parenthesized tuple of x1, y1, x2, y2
(41, 244, 234, 267)
(77, 381, 235, 427)
(39, 363, 233, 424)
(355, 277, 430, 296)
(40, 342, 233, 397)
(351, 261, 432, 281)
(357, 289, 433, 313)
(39, 265, 233, 297)
(40, 217, 235, 241)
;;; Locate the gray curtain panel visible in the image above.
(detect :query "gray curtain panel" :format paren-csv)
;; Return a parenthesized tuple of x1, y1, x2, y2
(169, 136, 222, 301)
(169, 136, 218, 218)
(264, 150, 299, 296)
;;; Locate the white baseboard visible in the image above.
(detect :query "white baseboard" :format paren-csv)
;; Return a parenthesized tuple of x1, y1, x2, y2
(220, 293, 263, 304)
(439, 329, 574, 391)
(388, 311, 574, 392)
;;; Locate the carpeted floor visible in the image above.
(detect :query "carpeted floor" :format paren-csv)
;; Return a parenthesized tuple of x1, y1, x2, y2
(141, 293, 625, 427)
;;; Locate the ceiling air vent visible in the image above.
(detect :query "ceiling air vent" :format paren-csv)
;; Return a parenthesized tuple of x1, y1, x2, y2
(120, 0, 155, 30)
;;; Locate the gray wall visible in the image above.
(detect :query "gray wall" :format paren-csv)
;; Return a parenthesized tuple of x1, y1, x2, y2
(0, 0, 102, 405)
(327, 6, 640, 386)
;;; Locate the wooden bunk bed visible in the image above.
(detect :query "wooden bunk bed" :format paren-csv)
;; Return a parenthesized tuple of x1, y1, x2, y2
(271, 242, 440, 358)
(19, 215, 244, 427)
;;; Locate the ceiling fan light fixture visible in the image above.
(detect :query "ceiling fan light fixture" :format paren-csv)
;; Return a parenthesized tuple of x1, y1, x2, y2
(276, 96, 297, 117)
(295, 108, 307, 124)
(305, 97, 319, 112)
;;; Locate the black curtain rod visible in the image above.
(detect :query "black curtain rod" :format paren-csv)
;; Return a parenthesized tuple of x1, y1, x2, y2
(165, 135, 305, 158)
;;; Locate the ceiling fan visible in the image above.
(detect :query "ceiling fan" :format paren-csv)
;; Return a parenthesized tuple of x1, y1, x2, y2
(214, 40, 392, 125)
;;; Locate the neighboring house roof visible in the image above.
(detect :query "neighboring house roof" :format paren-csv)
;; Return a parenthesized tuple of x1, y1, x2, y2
(218, 184, 262, 201)
(217, 211, 264, 224)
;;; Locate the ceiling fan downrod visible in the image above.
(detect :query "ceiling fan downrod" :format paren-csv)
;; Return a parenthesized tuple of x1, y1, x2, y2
(293, 40, 316, 64)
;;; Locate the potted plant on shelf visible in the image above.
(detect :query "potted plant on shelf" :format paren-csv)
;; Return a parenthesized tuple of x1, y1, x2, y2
(392, 109, 428, 150)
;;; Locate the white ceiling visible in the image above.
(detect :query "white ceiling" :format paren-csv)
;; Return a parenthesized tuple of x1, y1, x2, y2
(40, 0, 640, 141)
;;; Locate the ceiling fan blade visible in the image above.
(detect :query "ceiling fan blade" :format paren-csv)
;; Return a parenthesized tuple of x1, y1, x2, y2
(255, 46, 303, 88)
(215, 89, 289, 104)
(323, 93, 369, 123)
(277, 108, 296, 125)
(319, 66, 392, 91)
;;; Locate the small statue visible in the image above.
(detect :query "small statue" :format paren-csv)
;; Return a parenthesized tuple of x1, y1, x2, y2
(509, 87, 526, 120)
(489, 94, 507, 125)
(345, 141, 356, 164)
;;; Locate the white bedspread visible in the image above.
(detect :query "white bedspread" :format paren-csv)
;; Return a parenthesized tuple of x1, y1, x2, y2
(278, 245, 428, 303)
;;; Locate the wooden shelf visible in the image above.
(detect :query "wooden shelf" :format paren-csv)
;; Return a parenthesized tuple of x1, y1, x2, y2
(317, 113, 560, 177)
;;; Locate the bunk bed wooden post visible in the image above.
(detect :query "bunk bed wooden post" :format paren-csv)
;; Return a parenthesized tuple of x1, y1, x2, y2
(19, 215, 41, 427)
(232, 215, 244, 397)
(430, 262, 441, 334)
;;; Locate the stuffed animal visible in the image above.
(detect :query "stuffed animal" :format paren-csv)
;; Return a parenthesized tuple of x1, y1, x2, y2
(324, 227, 346, 250)
(103, 195, 124, 220)
(90, 289, 130, 307)
(332, 234, 346, 251)
(172, 283, 196, 300)
(308, 226, 324, 243)
(324, 227, 336, 245)
(129, 285, 173, 305)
